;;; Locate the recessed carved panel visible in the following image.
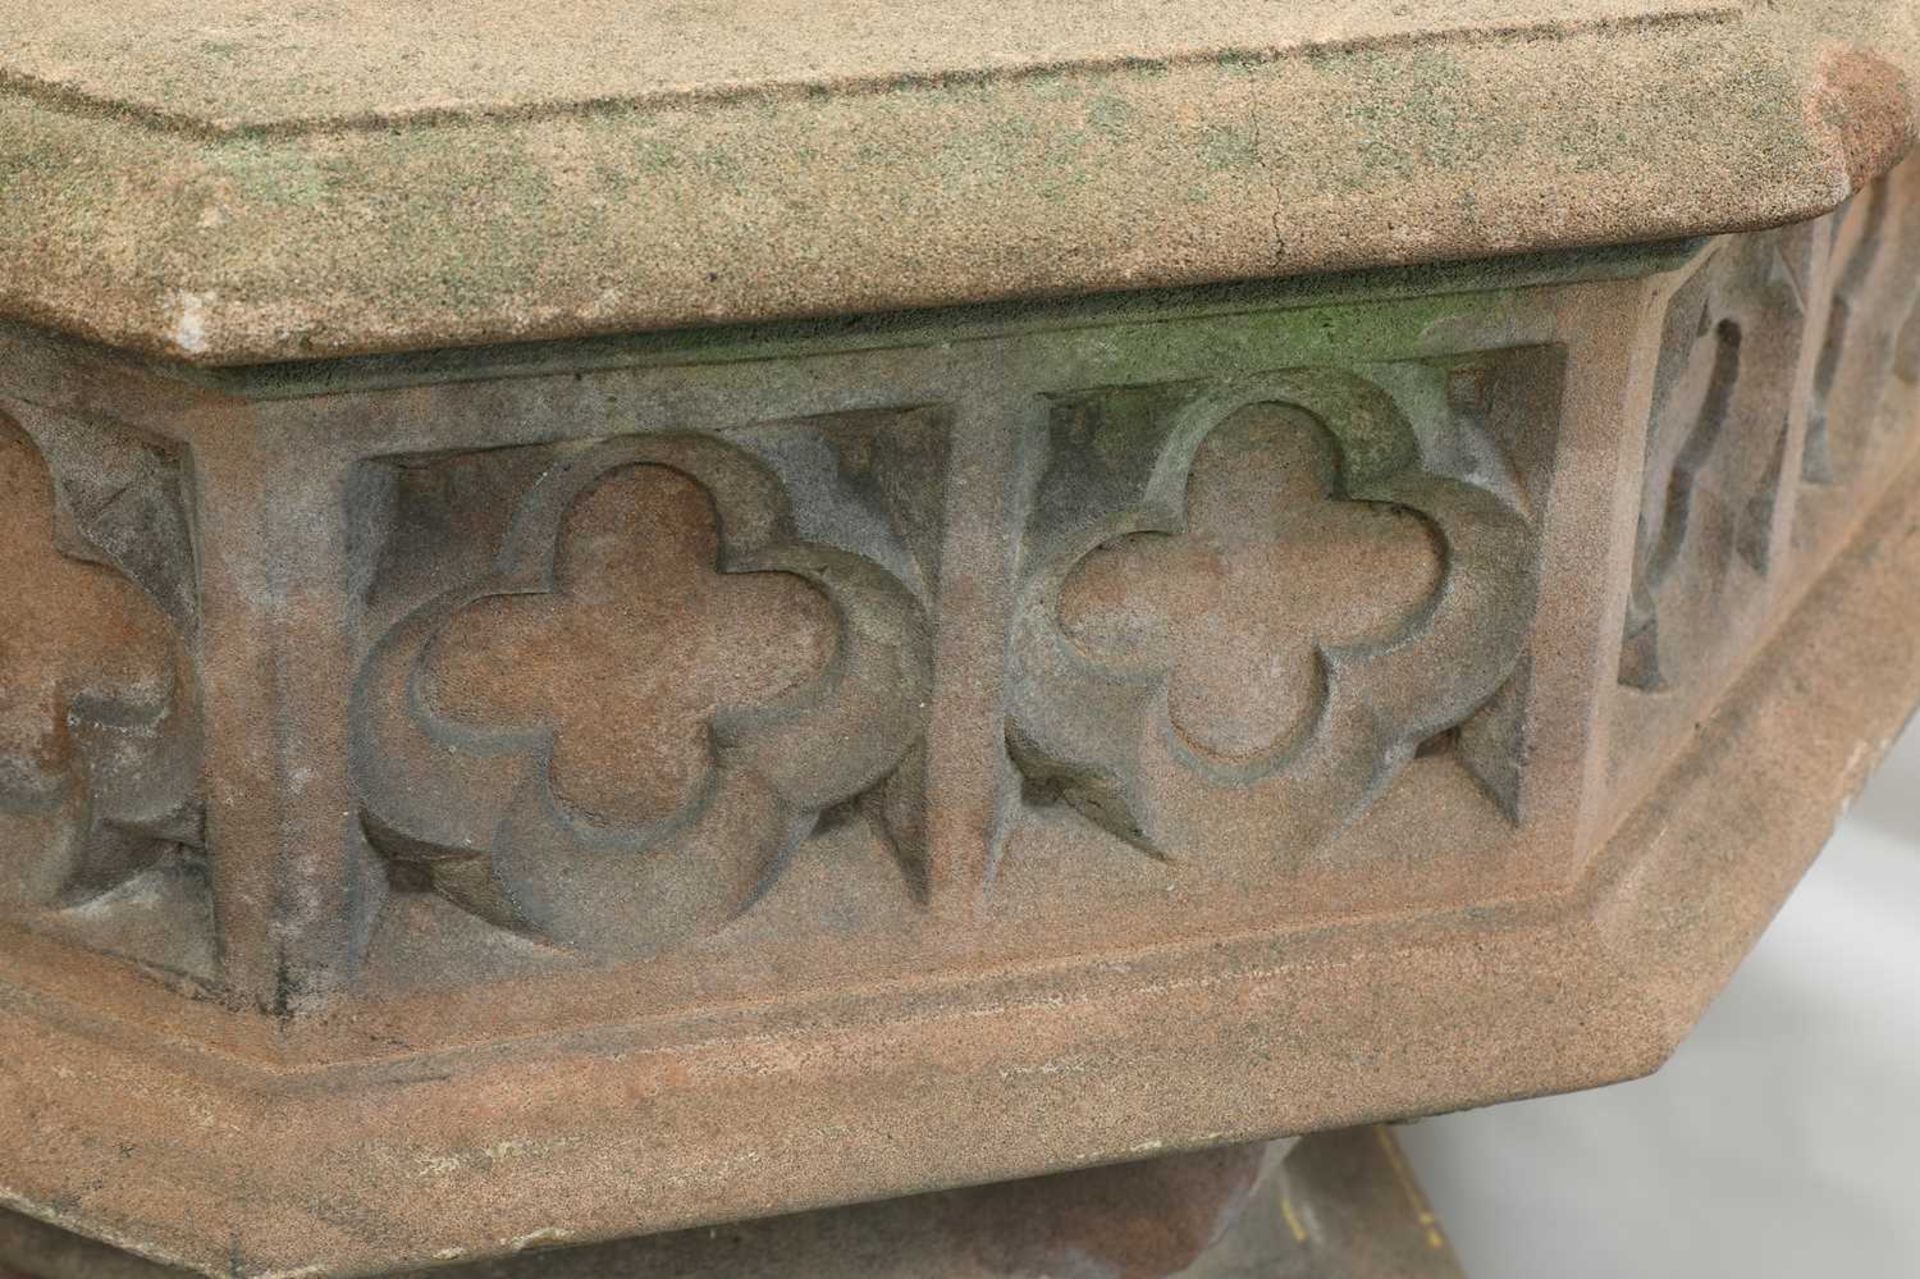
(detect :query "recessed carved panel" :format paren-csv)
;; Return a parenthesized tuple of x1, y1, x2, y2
(1795, 160, 1920, 559)
(0, 403, 208, 978)
(1806, 177, 1920, 482)
(1008, 368, 1539, 863)
(351, 417, 940, 958)
(1618, 227, 1811, 697)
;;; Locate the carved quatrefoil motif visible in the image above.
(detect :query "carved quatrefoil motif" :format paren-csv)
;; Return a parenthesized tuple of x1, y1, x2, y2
(1009, 372, 1537, 860)
(1056, 406, 1442, 764)
(425, 465, 840, 831)
(353, 434, 932, 955)
(0, 411, 200, 908)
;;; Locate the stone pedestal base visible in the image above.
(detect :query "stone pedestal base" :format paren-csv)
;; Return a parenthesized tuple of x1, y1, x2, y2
(0, 1128, 1458, 1279)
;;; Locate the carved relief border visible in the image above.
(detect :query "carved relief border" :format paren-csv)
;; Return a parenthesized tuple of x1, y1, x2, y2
(311, 312, 1594, 995)
(0, 238, 1709, 1021)
(279, 280, 1624, 1004)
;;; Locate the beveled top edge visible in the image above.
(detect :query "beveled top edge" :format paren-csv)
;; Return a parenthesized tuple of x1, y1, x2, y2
(0, 0, 1913, 364)
(0, 0, 1738, 135)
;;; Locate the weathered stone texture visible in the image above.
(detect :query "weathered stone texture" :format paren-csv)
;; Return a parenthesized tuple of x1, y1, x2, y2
(0, 2, 1917, 363)
(0, 405, 209, 979)
(3, 105, 1920, 1279)
(0, 1129, 1461, 1279)
(353, 424, 937, 954)
(1609, 159, 1920, 810)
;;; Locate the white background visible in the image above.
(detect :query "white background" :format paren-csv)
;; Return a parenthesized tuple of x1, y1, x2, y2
(1398, 721, 1920, 1278)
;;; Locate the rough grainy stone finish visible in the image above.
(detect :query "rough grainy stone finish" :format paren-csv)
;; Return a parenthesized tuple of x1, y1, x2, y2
(0, 1129, 1461, 1278)
(0, 1, 1917, 362)
(4, 5, 1920, 1278)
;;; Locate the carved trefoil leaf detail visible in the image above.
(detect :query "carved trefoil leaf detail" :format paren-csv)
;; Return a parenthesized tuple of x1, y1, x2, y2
(1007, 369, 1538, 862)
(352, 429, 935, 956)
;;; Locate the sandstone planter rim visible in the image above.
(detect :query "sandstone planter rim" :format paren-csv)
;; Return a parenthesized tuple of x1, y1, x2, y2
(1, 0, 1915, 364)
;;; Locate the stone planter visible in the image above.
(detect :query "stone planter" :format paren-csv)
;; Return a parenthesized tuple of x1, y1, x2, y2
(3, 2, 1920, 1275)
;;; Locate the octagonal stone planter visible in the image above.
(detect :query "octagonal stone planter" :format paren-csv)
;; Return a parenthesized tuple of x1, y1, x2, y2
(3, 2, 1920, 1275)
